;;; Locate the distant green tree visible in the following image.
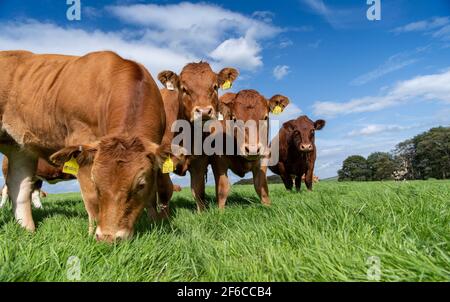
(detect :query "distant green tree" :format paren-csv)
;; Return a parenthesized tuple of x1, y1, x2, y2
(395, 127, 450, 180)
(367, 152, 397, 180)
(338, 155, 371, 181)
(393, 139, 416, 180)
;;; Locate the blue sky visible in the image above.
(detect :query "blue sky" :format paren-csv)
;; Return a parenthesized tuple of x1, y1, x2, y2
(0, 0, 449, 192)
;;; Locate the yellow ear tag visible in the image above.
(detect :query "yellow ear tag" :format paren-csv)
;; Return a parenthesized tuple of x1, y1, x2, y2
(62, 156, 79, 176)
(162, 157, 174, 174)
(272, 105, 283, 115)
(221, 80, 232, 90)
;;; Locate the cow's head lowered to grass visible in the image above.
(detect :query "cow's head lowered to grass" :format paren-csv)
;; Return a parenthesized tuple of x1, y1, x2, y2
(219, 90, 290, 158)
(50, 135, 183, 243)
(158, 62, 239, 122)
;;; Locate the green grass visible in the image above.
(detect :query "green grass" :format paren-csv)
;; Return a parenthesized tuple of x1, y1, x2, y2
(0, 180, 449, 281)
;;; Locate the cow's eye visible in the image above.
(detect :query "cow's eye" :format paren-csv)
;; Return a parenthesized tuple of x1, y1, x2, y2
(264, 115, 269, 120)
(136, 178, 146, 192)
(213, 84, 219, 91)
(182, 87, 189, 95)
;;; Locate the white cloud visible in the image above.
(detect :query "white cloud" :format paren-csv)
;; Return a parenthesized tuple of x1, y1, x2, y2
(392, 16, 450, 34)
(314, 69, 450, 117)
(351, 46, 432, 86)
(209, 37, 262, 70)
(108, 2, 282, 70)
(0, 20, 195, 74)
(347, 124, 410, 137)
(308, 39, 322, 48)
(350, 55, 418, 86)
(279, 39, 294, 49)
(392, 16, 450, 42)
(301, 0, 331, 16)
(252, 11, 275, 23)
(299, 0, 358, 28)
(433, 24, 450, 41)
(273, 65, 290, 80)
(0, 3, 286, 75)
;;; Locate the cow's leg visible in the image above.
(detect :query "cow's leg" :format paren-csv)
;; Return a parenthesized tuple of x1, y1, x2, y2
(77, 165, 98, 235)
(189, 156, 209, 212)
(304, 164, 315, 191)
(295, 175, 302, 192)
(6, 151, 37, 231)
(278, 163, 293, 191)
(0, 184, 9, 208)
(212, 160, 230, 209)
(156, 171, 173, 219)
(31, 179, 43, 209)
(252, 165, 270, 206)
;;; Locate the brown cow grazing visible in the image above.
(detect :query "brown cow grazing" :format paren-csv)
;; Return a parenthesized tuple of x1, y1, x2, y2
(269, 116, 325, 192)
(172, 184, 182, 192)
(210, 90, 290, 208)
(0, 156, 75, 209)
(301, 174, 319, 183)
(158, 62, 239, 211)
(0, 50, 182, 242)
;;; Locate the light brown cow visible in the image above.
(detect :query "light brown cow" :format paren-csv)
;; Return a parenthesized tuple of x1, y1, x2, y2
(0, 50, 180, 242)
(210, 90, 290, 208)
(0, 156, 75, 209)
(301, 174, 319, 183)
(158, 62, 239, 211)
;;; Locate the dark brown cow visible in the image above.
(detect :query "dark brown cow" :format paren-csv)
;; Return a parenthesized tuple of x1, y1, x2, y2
(158, 62, 239, 211)
(210, 90, 290, 208)
(0, 156, 75, 209)
(269, 116, 325, 191)
(0, 50, 181, 242)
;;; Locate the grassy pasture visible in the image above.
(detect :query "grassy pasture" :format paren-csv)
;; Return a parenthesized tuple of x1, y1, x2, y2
(0, 180, 449, 281)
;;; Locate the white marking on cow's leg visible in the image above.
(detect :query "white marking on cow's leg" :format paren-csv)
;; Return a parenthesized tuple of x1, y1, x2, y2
(6, 152, 37, 231)
(31, 189, 43, 209)
(0, 185, 9, 208)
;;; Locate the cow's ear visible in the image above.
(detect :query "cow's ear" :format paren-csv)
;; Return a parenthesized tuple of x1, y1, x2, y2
(217, 68, 239, 90)
(283, 120, 296, 132)
(219, 93, 236, 119)
(158, 70, 180, 91)
(268, 95, 290, 114)
(50, 144, 98, 166)
(145, 142, 187, 173)
(314, 119, 326, 130)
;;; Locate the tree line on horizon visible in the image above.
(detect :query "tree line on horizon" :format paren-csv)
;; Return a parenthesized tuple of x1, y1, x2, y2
(338, 127, 450, 181)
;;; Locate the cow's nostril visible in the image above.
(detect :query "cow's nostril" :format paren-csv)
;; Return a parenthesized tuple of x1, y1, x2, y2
(207, 108, 213, 116)
(245, 146, 250, 154)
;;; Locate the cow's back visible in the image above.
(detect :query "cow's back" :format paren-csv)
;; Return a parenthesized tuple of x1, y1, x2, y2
(0, 51, 165, 157)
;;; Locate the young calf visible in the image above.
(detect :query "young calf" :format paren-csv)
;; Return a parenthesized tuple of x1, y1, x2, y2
(210, 90, 290, 208)
(269, 116, 325, 191)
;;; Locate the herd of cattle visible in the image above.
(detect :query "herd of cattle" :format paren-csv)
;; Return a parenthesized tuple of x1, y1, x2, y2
(0, 50, 325, 242)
